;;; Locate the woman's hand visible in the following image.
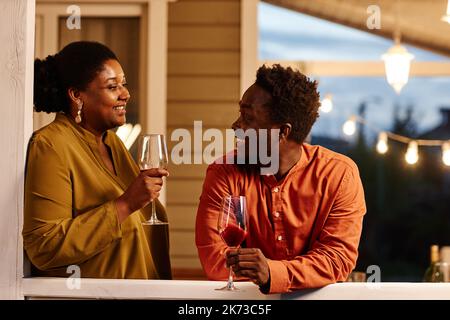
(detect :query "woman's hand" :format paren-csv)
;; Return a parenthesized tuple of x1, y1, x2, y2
(115, 168, 169, 222)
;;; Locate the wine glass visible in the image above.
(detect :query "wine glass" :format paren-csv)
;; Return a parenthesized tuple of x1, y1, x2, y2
(137, 134, 168, 225)
(425, 262, 450, 282)
(216, 195, 248, 291)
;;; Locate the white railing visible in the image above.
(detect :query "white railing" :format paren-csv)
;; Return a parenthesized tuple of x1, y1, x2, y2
(22, 278, 450, 300)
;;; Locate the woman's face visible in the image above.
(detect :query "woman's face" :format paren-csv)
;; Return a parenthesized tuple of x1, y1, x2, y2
(79, 59, 130, 135)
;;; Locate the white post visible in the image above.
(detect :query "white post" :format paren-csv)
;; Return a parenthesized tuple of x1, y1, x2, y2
(240, 0, 259, 97)
(146, 0, 169, 136)
(0, 0, 35, 299)
(146, 0, 170, 205)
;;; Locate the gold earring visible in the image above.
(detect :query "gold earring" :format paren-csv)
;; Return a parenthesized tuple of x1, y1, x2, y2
(75, 101, 83, 124)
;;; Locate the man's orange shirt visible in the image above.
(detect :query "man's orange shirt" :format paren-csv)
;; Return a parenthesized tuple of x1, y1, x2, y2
(195, 143, 366, 293)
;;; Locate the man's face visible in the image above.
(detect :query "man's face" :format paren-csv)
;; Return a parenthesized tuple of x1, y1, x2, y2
(232, 83, 273, 132)
(232, 84, 280, 168)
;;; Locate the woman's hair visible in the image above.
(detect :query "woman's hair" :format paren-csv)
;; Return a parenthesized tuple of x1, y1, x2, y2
(34, 41, 118, 113)
(255, 64, 321, 144)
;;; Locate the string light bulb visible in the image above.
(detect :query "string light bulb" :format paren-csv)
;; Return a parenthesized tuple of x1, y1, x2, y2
(340, 115, 449, 166)
(376, 132, 389, 154)
(343, 116, 357, 136)
(442, 142, 450, 166)
(442, 0, 450, 23)
(320, 94, 333, 113)
(405, 141, 419, 165)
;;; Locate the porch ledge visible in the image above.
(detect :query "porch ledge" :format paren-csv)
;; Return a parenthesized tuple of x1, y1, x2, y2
(22, 277, 450, 300)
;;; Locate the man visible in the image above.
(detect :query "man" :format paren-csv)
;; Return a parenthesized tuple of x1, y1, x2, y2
(195, 64, 366, 293)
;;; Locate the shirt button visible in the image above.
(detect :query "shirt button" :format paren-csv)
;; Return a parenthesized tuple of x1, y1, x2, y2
(273, 187, 279, 193)
(277, 235, 283, 241)
(274, 211, 280, 218)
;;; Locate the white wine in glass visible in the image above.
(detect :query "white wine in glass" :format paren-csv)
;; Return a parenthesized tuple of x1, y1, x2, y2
(137, 134, 168, 225)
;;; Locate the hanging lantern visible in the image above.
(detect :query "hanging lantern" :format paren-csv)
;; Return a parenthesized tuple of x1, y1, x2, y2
(320, 94, 333, 113)
(405, 141, 419, 165)
(382, 38, 414, 94)
(376, 132, 389, 154)
(442, 0, 450, 23)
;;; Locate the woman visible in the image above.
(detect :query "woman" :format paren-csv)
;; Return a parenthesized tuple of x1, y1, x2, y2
(23, 41, 171, 279)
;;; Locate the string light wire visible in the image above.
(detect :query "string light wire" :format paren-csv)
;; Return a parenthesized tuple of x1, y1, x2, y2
(342, 115, 450, 165)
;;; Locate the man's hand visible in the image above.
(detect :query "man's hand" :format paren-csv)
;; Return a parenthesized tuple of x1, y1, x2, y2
(226, 248, 270, 287)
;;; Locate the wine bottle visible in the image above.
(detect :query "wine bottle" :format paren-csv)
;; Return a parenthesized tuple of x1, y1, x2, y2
(423, 245, 445, 282)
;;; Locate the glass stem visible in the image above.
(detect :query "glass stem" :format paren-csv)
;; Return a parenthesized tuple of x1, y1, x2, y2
(150, 200, 157, 222)
(226, 267, 234, 289)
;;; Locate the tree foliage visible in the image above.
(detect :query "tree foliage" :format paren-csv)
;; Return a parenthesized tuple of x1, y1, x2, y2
(347, 105, 450, 281)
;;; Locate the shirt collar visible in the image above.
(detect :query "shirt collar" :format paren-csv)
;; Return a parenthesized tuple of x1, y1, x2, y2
(262, 144, 307, 187)
(55, 112, 111, 146)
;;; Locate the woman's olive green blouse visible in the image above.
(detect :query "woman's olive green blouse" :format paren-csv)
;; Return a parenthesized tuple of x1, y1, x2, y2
(23, 113, 171, 279)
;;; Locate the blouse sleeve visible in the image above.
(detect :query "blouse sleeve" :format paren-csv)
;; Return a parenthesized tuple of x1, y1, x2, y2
(23, 135, 123, 271)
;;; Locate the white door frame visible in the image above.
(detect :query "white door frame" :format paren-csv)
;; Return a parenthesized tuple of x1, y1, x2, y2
(0, 0, 35, 300)
(35, 3, 139, 130)
(34, 0, 171, 136)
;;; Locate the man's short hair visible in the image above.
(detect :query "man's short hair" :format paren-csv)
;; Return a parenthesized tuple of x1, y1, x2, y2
(255, 64, 321, 143)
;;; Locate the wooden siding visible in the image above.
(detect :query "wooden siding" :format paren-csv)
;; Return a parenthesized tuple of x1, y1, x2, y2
(166, 0, 241, 278)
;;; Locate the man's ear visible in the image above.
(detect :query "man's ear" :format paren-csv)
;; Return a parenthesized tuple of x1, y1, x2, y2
(279, 123, 292, 140)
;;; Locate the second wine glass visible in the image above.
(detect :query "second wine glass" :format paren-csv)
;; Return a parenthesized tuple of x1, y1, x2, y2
(137, 134, 168, 226)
